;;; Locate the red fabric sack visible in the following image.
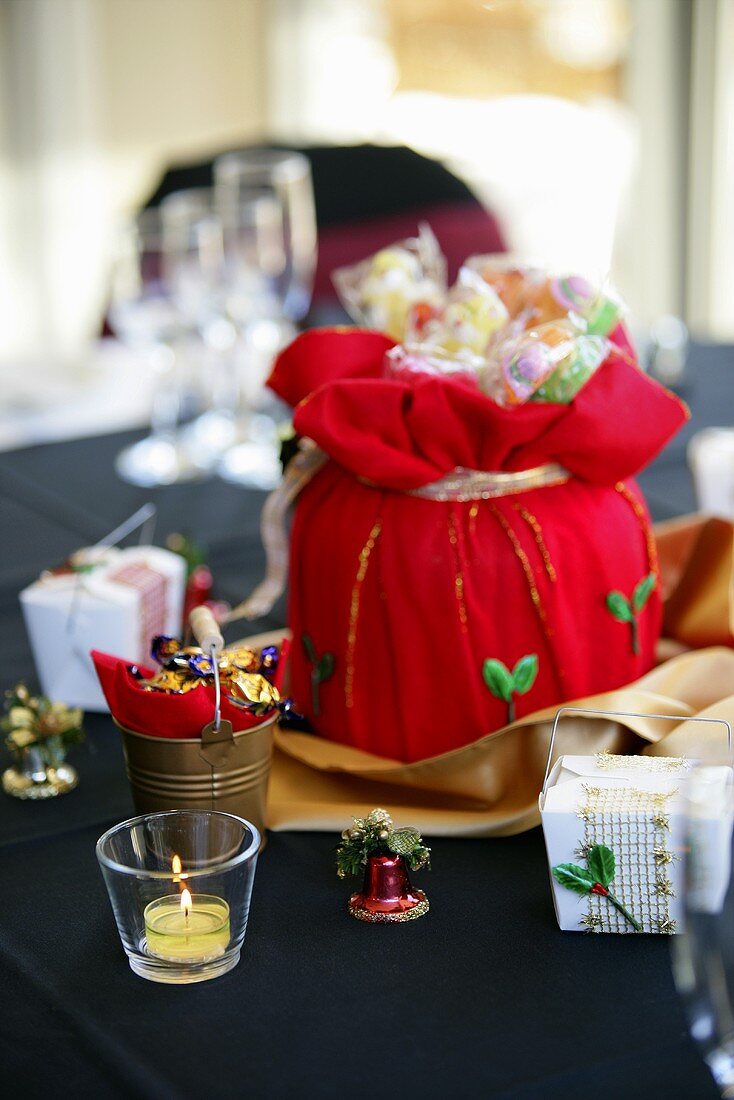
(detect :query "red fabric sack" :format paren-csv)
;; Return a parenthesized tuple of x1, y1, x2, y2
(268, 327, 688, 763)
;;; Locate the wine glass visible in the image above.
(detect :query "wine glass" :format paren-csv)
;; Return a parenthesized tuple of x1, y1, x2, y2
(673, 738, 734, 1096)
(109, 208, 203, 486)
(160, 187, 285, 488)
(213, 149, 317, 487)
(214, 148, 317, 327)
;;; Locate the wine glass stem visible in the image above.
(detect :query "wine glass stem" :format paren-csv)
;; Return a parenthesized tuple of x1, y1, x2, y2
(211, 349, 240, 416)
(149, 343, 180, 439)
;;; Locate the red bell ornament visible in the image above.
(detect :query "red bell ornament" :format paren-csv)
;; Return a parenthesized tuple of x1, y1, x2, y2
(349, 852, 429, 923)
(336, 809, 430, 923)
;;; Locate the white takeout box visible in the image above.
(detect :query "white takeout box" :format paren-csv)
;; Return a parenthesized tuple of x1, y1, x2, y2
(20, 546, 186, 711)
(540, 754, 734, 933)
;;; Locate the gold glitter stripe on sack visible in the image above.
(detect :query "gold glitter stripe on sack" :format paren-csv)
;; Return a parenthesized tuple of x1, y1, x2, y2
(488, 506, 550, 631)
(512, 504, 557, 582)
(615, 482, 659, 577)
(447, 510, 469, 634)
(345, 519, 383, 709)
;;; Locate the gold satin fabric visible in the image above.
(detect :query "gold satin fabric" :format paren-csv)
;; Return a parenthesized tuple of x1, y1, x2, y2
(264, 514, 734, 836)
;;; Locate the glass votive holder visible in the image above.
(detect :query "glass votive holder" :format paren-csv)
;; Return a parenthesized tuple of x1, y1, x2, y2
(96, 809, 259, 984)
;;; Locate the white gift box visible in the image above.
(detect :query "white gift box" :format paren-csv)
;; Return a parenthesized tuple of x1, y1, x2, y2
(540, 753, 734, 934)
(20, 546, 186, 711)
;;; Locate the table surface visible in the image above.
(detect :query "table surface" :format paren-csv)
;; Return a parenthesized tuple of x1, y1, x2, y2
(0, 345, 731, 1099)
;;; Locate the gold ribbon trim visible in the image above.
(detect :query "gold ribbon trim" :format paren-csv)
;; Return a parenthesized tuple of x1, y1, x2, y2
(407, 463, 569, 502)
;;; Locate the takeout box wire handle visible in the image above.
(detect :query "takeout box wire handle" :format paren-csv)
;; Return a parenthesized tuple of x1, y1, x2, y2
(541, 707, 733, 798)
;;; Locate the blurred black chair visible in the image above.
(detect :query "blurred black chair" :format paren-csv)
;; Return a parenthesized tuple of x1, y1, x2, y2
(143, 143, 506, 308)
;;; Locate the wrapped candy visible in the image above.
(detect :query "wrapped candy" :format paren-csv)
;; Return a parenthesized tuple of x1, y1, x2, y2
(332, 224, 446, 341)
(383, 344, 482, 389)
(407, 266, 508, 358)
(93, 634, 299, 742)
(338, 232, 626, 408)
(141, 635, 280, 716)
(496, 321, 578, 406)
(467, 255, 547, 319)
(469, 255, 623, 338)
(531, 334, 609, 404)
(524, 275, 621, 338)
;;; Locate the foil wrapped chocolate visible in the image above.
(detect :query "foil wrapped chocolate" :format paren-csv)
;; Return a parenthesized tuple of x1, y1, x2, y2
(141, 635, 281, 716)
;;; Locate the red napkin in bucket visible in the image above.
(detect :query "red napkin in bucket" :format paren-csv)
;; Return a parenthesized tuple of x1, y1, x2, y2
(92, 647, 286, 740)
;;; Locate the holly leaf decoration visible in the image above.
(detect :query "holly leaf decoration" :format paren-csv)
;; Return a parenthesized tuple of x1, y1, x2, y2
(587, 844, 615, 888)
(408, 845, 432, 872)
(552, 846, 642, 930)
(551, 863, 596, 894)
(316, 653, 335, 683)
(483, 659, 514, 702)
(302, 634, 317, 663)
(606, 592, 633, 623)
(388, 827, 422, 856)
(632, 572, 656, 612)
(511, 654, 538, 696)
(338, 814, 430, 877)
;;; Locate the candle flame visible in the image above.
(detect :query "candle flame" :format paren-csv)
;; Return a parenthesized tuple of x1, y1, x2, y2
(180, 887, 192, 920)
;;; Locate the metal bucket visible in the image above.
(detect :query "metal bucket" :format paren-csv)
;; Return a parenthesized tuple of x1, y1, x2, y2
(115, 714, 277, 837)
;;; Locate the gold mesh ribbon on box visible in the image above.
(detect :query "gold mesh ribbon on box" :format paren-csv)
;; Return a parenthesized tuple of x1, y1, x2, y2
(578, 783, 678, 934)
(594, 752, 687, 773)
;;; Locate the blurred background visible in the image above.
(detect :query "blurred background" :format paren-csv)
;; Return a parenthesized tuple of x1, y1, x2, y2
(0, 0, 730, 462)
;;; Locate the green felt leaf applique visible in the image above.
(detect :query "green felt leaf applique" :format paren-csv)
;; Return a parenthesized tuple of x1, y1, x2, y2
(606, 573, 657, 656)
(512, 654, 538, 696)
(316, 653, 335, 683)
(552, 863, 596, 894)
(587, 843, 615, 888)
(483, 659, 514, 702)
(302, 634, 335, 717)
(632, 572, 656, 612)
(606, 591, 633, 623)
(483, 654, 539, 725)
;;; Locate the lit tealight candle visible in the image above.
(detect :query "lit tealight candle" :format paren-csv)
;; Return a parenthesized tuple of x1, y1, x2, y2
(144, 858, 230, 964)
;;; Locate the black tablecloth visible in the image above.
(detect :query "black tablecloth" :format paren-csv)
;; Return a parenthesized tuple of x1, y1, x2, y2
(1, 345, 732, 1099)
